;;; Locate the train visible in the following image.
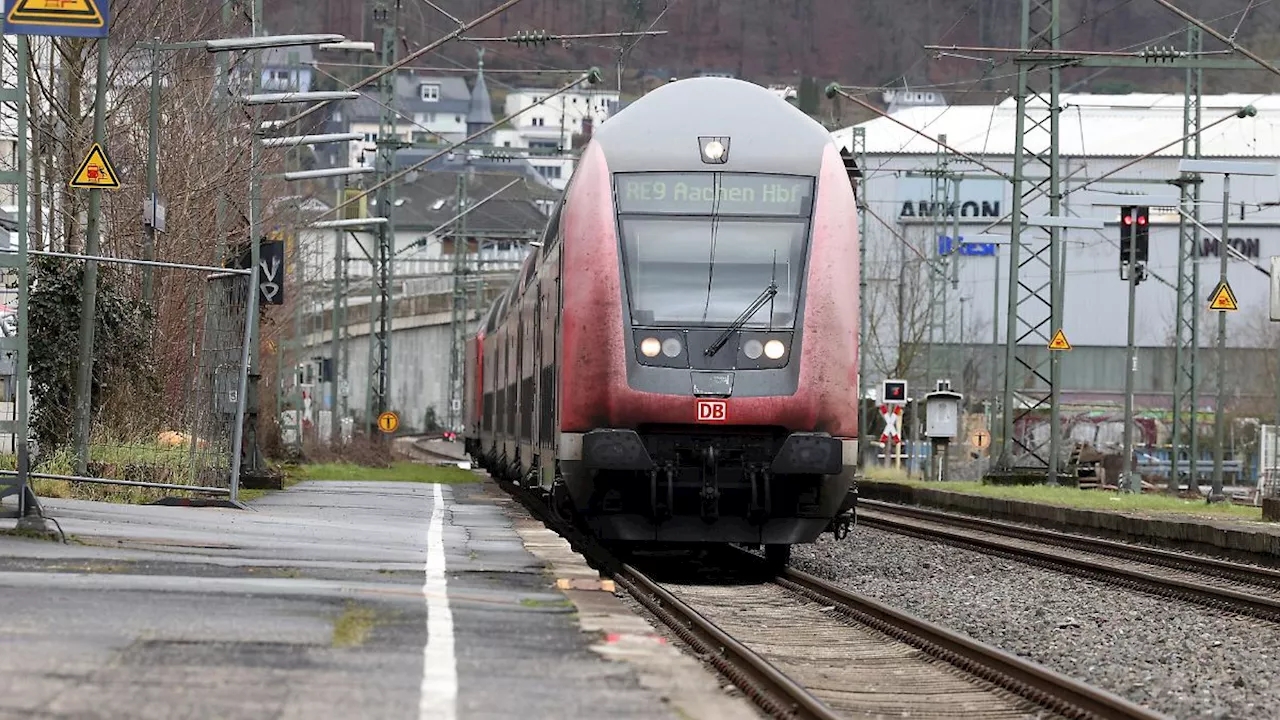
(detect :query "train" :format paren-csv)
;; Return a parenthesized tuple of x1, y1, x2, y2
(463, 76, 860, 565)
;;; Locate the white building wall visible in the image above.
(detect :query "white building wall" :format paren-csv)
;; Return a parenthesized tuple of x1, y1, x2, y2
(503, 88, 618, 139)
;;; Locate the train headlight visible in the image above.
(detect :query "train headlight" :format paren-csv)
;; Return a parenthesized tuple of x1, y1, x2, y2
(764, 340, 786, 360)
(661, 337, 683, 358)
(742, 339, 764, 360)
(640, 337, 661, 357)
(699, 136, 730, 164)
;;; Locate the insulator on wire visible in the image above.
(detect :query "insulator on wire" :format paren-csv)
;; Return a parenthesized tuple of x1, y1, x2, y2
(511, 30, 550, 47)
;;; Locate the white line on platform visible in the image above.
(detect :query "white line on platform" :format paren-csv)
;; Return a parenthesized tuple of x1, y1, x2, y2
(421, 482, 457, 720)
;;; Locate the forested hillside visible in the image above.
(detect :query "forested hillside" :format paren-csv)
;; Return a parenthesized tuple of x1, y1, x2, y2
(266, 0, 1280, 99)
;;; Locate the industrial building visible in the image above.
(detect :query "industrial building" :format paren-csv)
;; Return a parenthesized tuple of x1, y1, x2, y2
(834, 92, 1280, 479)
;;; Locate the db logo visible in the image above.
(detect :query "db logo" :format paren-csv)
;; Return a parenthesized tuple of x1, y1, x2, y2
(695, 399, 728, 423)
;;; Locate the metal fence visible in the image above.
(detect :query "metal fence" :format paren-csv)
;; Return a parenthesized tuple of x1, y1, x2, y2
(178, 271, 252, 490)
(4, 254, 254, 503)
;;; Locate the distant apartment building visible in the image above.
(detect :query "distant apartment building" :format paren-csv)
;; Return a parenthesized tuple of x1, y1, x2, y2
(491, 87, 621, 189)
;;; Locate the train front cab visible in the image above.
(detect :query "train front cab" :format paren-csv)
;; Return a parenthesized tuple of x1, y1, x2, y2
(557, 141, 859, 550)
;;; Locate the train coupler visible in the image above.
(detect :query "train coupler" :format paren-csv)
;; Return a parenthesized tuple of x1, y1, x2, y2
(826, 510, 855, 540)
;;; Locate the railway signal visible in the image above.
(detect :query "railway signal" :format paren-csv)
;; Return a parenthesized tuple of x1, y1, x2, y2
(1119, 206, 1149, 266)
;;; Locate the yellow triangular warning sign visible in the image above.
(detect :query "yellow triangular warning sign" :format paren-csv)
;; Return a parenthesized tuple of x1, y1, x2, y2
(7, 0, 104, 28)
(1207, 280, 1239, 312)
(1048, 329, 1072, 351)
(70, 143, 119, 190)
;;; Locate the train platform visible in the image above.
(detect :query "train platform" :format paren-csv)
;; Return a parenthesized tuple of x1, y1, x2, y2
(860, 479, 1280, 561)
(0, 474, 758, 719)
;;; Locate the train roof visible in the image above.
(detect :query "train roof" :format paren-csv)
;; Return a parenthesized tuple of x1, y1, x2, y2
(591, 77, 835, 176)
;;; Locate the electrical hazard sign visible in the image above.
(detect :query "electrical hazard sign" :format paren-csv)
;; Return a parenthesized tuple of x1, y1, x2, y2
(1047, 328, 1072, 351)
(70, 143, 119, 189)
(1208, 280, 1239, 312)
(4, 0, 108, 38)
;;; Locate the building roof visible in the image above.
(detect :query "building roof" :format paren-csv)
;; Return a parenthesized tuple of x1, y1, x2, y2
(347, 73, 472, 123)
(385, 162, 558, 237)
(394, 148, 558, 187)
(833, 92, 1280, 158)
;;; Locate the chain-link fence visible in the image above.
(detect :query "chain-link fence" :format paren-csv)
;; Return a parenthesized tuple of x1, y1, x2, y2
(11, 256, 253, 502)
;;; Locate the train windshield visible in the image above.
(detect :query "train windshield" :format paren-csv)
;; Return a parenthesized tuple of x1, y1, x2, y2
(615, 172, 814, 328)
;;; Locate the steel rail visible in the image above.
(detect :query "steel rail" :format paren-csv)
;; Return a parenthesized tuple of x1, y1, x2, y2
(859, 505, 1280, 623)
(448, 445, 1163, 719)
(861, 499, 1280, 588)
(472, 455, 840, 720)
(773, 562, 1166, 720)
(615, 564, 843, 720)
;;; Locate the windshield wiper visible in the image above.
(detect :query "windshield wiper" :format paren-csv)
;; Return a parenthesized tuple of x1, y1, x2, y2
(705, 281, 778, 357)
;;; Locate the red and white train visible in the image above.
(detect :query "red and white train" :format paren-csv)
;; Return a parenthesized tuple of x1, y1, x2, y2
(463, 77, 860, 564)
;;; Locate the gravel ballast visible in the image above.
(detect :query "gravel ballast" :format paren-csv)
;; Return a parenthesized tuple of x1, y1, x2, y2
(793, 527, 1280, 719)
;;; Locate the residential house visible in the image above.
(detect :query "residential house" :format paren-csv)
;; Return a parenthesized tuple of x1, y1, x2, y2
(343, 73, 472, 168)
(495, 86, 621, 189)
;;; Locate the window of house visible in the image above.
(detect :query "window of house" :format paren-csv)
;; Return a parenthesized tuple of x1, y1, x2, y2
(420, 83, 440, 102)
(531, 117, 545, 127)
(535, 165, 562, 180)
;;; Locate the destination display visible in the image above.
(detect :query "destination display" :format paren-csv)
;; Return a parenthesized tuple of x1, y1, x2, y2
(616, 173, 813, 216)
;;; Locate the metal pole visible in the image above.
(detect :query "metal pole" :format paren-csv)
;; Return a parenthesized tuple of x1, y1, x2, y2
(72, 36, 110, 476)
(853, 128, 869, 469)
(143, 37, 160, 307)
(14, 37, 35, 516)
(1123, 221, 1139, 493)
(998, 0, 1033, 470)
(1185, 26, 1204, 494)
(990, 248, 1001, 456)
(245, 0, 264, 475)
(228, 263, 261, 504)
(330, 188, 343, 447)
(1046, 44, 1063, 485)
(447, 171, 469, 432)
(367, 0, 400, 437)
(1211, 173, 1231, 501)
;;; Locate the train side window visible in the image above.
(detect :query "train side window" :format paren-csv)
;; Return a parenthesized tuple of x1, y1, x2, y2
(541, 200, 563, 251)
(520, 251, 538, 291)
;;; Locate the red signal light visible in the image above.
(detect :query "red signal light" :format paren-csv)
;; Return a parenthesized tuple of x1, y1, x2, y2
(1137, 215, 1147, 225)
(1123, 215, 1133, 225)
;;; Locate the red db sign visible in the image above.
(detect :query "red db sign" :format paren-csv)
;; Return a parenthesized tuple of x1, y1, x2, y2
(696, 399, 728, 423)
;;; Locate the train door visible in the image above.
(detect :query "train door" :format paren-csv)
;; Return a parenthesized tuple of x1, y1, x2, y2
(532, 285, 547, 490)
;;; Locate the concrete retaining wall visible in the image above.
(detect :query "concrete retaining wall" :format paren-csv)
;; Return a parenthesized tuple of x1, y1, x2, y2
(858, 480, 1280, 566)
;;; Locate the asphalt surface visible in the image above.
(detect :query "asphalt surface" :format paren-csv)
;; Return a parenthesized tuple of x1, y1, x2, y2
(0, 479, 698, 720)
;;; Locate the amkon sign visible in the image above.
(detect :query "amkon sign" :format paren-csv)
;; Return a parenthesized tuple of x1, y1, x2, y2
(897, 176, 1006, 224)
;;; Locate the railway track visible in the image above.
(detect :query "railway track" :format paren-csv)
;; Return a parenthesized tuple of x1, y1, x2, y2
(636, 553, 1163, 719)
(456, 456, 1162, 719)
(859, 500, 1280, 623)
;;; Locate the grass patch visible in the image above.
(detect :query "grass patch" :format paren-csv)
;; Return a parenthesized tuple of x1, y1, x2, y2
(2, 431, 237, 505)
(0, 526, 62, 541)
(863, 466, 1264, 521)
(290, 461, 479, 484)
(331, 601, 378, 649)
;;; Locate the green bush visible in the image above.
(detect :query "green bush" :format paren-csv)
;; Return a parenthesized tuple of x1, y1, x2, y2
(28, 256, 160, 451)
